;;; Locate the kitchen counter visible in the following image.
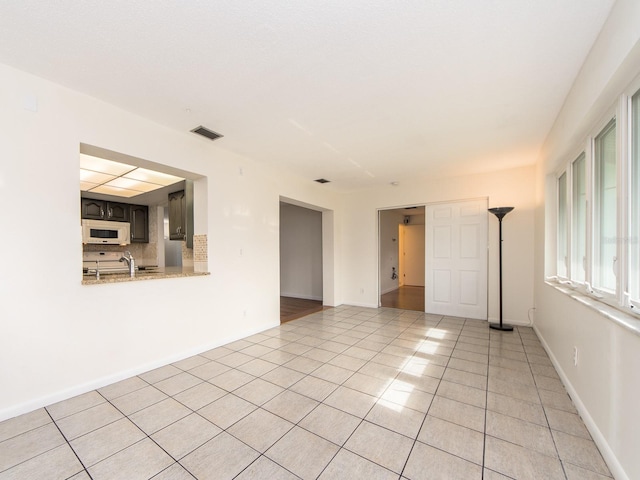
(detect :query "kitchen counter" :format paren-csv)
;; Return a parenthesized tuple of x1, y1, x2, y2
(82, 266, 209, 285)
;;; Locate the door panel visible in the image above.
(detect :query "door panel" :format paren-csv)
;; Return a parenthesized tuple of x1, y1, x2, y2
(426, 199, 488, 319)
(433, 269, 451, 302)
(460, 224, 479, 258)
(460, 270, 478, 305)
(433, 225, 451, 258)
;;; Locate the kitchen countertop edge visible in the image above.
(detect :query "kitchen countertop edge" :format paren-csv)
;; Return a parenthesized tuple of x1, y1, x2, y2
(82, 270, 210, 285)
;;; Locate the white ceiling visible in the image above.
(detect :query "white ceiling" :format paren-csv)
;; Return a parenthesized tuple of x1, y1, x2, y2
(0, 1, 614, 190)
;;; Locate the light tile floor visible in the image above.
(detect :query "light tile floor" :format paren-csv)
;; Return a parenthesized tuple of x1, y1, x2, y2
(0, 306, 613, 479)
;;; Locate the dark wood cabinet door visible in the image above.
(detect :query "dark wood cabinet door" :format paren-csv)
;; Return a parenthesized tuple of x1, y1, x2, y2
(129, 205, 149, 243)
(168, 190, 186, 240)
(81, 199, 106, 220)
(106, 202, 130, 222)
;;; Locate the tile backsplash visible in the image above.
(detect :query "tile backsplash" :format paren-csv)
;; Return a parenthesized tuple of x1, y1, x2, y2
(193, 234, 208, 272)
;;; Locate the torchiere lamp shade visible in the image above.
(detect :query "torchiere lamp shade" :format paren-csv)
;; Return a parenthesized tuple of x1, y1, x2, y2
(488, 206, 514, 220)
(489, 206, 514, 331)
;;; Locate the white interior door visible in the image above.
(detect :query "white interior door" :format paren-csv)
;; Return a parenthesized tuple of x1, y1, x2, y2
(402, 224, 425, 286)
(426, 199, 488, 319)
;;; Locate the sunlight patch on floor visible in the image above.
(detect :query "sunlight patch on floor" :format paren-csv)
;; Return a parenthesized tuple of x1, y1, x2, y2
(426, 327, 447, 339)
(379, 379, 415, 411)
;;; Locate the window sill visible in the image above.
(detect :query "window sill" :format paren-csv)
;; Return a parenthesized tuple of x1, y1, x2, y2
(545, 281, 640, 337)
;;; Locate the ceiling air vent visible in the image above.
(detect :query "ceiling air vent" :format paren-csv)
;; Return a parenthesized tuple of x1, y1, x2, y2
(315, 178, 330, 184)
(191, 125, 224, 141)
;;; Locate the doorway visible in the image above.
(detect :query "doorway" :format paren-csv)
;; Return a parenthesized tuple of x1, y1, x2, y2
(279, 201, 324, 322)
(379, 207, 425, 311)
(378, 199, 488, 318)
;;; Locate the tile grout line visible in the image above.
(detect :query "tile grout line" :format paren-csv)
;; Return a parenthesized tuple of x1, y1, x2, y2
(397, 315, 472, 478)
(191, 308, 397, 479)
(482, 319, 491, 480)
(312, 309, 430, 479)
(281, 308, 386, 479)
(43, 407, 95, 480)
(93, 388, 193, 478)
(288, 309, 412, 479)
(522, 326, 569, 480)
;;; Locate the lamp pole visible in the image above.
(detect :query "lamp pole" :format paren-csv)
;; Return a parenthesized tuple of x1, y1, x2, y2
(488, 207, 514, 331)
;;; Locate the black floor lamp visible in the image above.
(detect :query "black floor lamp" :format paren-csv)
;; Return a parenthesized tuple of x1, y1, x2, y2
(489, 207, 514, 331)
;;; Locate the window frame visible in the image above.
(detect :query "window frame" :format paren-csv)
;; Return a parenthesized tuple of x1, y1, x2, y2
(570, 152, 588, 285)
(591, 117, 618, 298)
(626, 88, 640, 309)
(557, 170, 569, 280)
(550, 81, 640, 319)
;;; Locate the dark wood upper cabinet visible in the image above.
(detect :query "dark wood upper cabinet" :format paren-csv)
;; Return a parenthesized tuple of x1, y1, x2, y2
(81, 198, 130, 222)
(106, 202, 129, 222)
(168, 181, 194, 248)
(168, 190, 186, 241)
(81, 199, 106, 220)
(129, 204, 149, 243)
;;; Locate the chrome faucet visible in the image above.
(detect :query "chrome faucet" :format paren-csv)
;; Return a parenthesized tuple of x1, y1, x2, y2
(119, 251, 135, 277)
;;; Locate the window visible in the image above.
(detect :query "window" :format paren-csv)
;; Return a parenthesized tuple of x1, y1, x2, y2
(630, 92, 640, 306)
(557, 172, 568, 278)
(571, 153, 587, 283)
(551, 83, 640, 318)
(593, 119, 617, 294)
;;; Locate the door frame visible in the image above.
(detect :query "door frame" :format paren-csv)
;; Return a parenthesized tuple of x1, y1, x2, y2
(377, 204, 426, 307)
(280, 196, 336, 307)
(377, 197, 489, 318)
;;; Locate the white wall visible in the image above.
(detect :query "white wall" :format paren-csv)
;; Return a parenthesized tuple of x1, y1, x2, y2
(279, 202, 323, 301)
(535, 1, 640, 479)
(0, 63, 341, 420)
(341, 167, 536, 324)
(378, 209, 403, 295)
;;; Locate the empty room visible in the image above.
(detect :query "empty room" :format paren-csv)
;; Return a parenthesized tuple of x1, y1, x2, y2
(1, 1, 639, 479)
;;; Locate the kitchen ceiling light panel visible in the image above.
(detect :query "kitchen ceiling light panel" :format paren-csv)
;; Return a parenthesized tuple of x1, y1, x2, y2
(80, 153, 136, 176)
(123, 168, 183, 186)
(80, 168, 116, 184)
(90, 184, 142, 198)
(105, 177, 162, 192)
(80, 180, 99, 191)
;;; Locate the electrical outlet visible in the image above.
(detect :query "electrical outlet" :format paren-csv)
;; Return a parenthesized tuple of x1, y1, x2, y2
(572, 346, 578, 366)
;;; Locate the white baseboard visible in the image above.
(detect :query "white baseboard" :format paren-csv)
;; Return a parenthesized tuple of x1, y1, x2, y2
(280, 292, 323, 301)
(487, 316, 533, 327)
(380, 286, 399, 295)
(347, 301, 380, 309)
(0, 322, 279, 422)
(533, 326, 628, 480)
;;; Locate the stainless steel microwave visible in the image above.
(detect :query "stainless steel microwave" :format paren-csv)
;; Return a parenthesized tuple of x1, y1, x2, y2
(81, 219, 130, 245)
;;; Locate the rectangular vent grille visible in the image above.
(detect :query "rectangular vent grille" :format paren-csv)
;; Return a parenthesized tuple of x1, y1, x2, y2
(191, 126, 223, 141)
(315, 178, 330, 184)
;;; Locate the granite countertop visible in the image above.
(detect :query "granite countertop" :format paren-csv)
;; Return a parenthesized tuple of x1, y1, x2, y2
(82, 266, 209, 285)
